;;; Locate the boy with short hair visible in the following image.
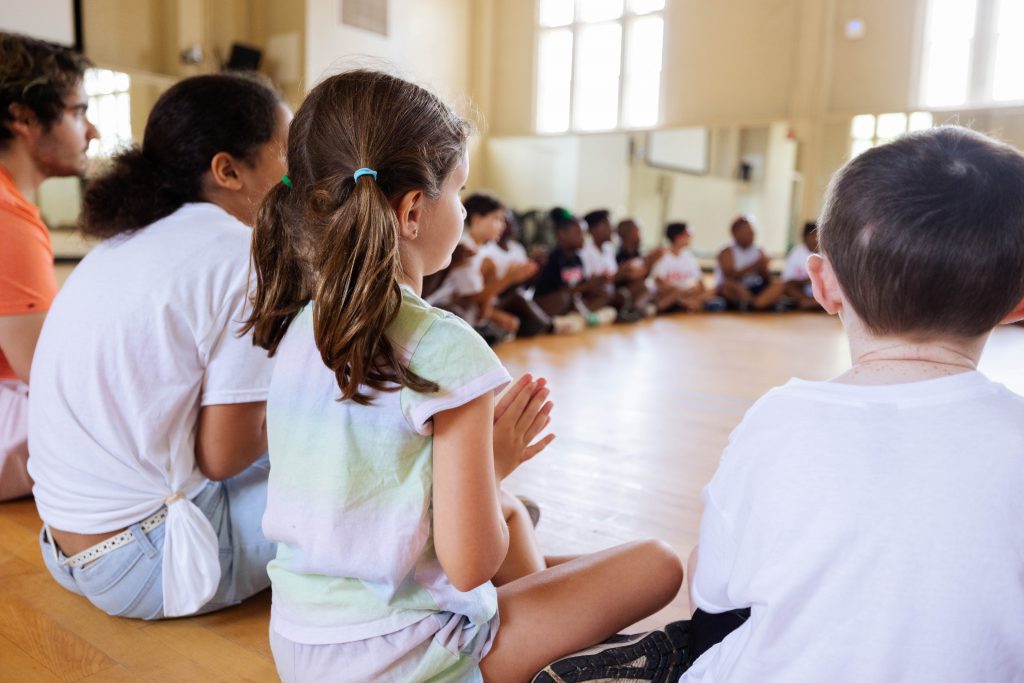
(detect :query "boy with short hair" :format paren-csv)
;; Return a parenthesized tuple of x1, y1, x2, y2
(650, 222, 723, 313)
(714, 216, 786, 310)
(684, 127, 1024, 681)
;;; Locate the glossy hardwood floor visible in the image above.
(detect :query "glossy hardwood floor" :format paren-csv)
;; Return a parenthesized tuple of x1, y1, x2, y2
(2, 312, 1022, 682)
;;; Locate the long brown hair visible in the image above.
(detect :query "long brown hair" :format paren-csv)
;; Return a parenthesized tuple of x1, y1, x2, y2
(245, 70, 471, 404)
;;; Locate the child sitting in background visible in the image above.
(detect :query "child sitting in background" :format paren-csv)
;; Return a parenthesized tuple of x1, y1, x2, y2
(684, 126, 1024, 681)
(463, 193, 553, 338)
(714, 216, 786, 311)
(534, 208, 616, 329)
(781, 221, 822, 311)
(651, 222, 724, 313)
(581, 209, 648, 321)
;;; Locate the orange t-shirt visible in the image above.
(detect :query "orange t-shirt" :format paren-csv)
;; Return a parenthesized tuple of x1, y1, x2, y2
(0, 166, 58, 380)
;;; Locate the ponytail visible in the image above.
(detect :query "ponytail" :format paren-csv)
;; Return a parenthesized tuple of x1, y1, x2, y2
(244, 181, 309, 354)
(79, 73, 282, 239)
(246, 69, 470, 404)
(80, 148, 196, 239)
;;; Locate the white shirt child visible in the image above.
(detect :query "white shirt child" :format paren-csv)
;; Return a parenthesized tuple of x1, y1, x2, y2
(479, 240, 529, 281)
(781, 243, 811, 283)
(29, 202, 274, 616)
(713, 243, 765, 289)
(579, 235, 618, 279)
(685, 371, 1024, 683)
(650, 248, 702, 289)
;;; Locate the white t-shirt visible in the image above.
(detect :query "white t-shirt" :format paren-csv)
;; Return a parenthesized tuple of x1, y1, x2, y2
(781, 243, 811, 282)
(713, 243, 765, 288)
(29, 202, 274, 616)
(579, 236, 618, 279)
(479, 240, 528, 281)
(426, 234, 484, 309)
(650, 248, 701, 289)
(685, 371, 1024, 683)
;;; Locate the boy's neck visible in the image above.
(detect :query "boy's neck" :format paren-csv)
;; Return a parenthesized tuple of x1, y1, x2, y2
(836, 316, 986, 385)
(670, 243, 686, 255)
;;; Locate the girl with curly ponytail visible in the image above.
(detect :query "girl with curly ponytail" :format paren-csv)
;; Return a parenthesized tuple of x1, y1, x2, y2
(252, 70, 686, 683)
(30, 72, 292, 620)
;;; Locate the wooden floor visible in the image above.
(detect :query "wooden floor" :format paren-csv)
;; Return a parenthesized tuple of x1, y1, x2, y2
(2, 312, 1022, 682)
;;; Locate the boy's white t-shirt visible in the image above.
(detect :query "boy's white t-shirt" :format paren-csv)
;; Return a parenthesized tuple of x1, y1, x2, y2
(685, 371, 1024, 683)
(650, 248, 701, 289)
(579, 235, 618, 279)
(28, 202, 274, 616)
(426, 234, 484, 309)
(479, 240, 528, 281)
(781, 243, 811, 282)
(713, 243, 764, 288)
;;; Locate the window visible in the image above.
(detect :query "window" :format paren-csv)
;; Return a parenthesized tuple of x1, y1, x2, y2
(536, 0, 665, 133)
(850, 112, 934, 158)
(83, 68, 132, 158)
(920, 0, 1024, 107)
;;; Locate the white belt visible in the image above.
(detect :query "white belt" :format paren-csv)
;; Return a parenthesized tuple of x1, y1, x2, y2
(59, 507, 169, 568)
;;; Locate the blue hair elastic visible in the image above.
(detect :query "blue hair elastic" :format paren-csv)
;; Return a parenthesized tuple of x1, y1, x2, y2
(353, 167, 378, 182)
(281, 174, 293, 188)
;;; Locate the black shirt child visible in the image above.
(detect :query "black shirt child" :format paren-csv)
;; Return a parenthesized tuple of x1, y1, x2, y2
(535, 248, 585, 297)
(616, 247, 641, 264)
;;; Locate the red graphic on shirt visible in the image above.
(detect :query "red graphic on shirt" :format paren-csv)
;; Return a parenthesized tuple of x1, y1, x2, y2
(561, 266, 584, 287)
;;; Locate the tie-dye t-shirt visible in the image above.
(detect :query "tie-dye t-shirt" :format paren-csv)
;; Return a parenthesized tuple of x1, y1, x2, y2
(263, 286, 511, 645)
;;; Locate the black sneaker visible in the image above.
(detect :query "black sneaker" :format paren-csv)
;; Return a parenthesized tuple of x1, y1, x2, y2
(532, 621, 690, 683)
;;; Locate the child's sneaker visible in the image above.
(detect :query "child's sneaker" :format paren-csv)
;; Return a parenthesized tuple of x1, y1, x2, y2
(616, 306, 646, 323)
(531, 621, 690, 683)
(703, 296, 727, 312)
(593, 306, 618, 326)
(552, 313, 586, 334)
(644, 303, 659, 318)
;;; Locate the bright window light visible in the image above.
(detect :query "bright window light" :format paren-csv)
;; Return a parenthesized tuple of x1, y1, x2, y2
(622, 16, 663, 127)
(536, 29, 573, 133)
(577, 0, 624, 23)
(573, 22, 621, 130)
(628, 0, 666, 14)
(539, 0, 573, 27)
(535, 0, 664, 132)
(83, 68, 132, 158)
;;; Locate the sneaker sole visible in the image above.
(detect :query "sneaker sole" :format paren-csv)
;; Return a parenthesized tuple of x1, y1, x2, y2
(532, 621, 690, 683)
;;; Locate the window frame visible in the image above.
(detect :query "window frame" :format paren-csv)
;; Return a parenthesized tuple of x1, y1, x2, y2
(916, 0, 1024, 109)
(534, 0, 666, 134)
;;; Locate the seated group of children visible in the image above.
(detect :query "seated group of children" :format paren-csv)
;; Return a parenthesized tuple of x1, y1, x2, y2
(424, 200, 825, 346)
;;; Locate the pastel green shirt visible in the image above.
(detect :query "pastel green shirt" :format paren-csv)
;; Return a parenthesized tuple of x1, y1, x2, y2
(263, 286, 511, 644)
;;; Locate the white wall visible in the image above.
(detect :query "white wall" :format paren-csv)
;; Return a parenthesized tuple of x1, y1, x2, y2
(305, 0, 470, 102)
(0, 0, 75, 45)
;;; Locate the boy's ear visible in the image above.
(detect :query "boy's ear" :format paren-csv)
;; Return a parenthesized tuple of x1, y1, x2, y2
(208, 152, 244, 191)
(395, 189, 424, 241)
(6, 102, 40, 139)
(807, 254, 842, 315)
(999, 297, 1024, 325)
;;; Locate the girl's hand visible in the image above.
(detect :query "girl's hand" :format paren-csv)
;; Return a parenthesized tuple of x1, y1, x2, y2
(492, 374, 555, 480)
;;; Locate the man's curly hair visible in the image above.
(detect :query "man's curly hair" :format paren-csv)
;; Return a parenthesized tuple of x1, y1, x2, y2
(0, 32, 91, 150)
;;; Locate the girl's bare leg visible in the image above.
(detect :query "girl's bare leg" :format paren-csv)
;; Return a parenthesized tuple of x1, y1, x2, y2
(493, 490, 546, 586)
(481, 539, 683, 683)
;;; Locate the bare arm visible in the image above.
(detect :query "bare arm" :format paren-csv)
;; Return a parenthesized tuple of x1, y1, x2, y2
(194, 401, 268, 481)
(0, 312, 47, 383)
(718, 249, 765, 282)
(432, 393, 509, 592)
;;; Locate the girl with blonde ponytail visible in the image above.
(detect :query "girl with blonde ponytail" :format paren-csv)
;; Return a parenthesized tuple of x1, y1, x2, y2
(251, 70, 687, 682)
